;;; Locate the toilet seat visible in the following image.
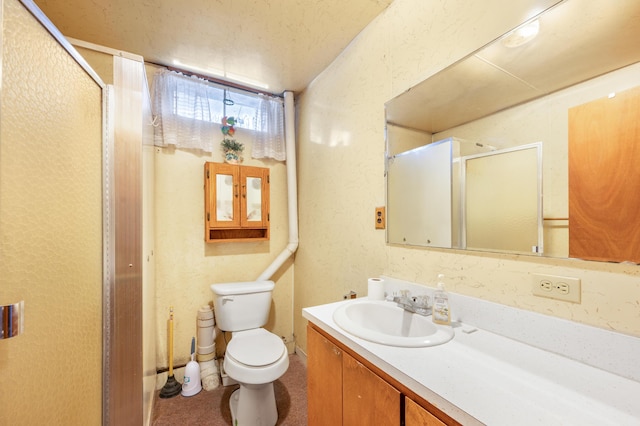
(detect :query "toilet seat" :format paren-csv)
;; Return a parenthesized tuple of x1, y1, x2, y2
(224, 328, 289, 385)
(227, 328, 285, 367)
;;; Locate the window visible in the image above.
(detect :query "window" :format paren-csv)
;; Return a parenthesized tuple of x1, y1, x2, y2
(152, 69, 285, 159)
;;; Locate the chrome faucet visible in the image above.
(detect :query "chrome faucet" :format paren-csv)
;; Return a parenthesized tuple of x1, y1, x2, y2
(392, 290, 432, 316)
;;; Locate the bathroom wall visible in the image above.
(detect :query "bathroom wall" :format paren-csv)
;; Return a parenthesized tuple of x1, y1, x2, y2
(72, 49, 296, 380)
(295, 0, 640, 353)
(0, 0, 103, 423)
(148, 60, 295, 368)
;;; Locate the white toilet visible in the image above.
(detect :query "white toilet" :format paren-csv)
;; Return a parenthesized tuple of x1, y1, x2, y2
(211, 281, 289, 426)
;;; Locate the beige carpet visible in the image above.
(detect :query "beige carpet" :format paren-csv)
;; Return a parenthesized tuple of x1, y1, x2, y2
(152, 354, 307, 425)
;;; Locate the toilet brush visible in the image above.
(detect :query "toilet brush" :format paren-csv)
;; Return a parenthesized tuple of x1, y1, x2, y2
(160, 306, 181, 398)
(181, 337, 202, 397)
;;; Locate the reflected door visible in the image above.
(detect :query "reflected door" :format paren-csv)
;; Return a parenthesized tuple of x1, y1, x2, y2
(387, 139, 454, 247)
(569, 86, 640, 262)
(464, 144, 542, 254)
(204, 162, 270, 242)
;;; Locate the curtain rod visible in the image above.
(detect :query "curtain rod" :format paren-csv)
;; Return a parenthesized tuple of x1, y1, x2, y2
(145, 60, 284, 98)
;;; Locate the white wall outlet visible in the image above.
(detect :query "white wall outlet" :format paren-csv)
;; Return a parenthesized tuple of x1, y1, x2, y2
(532, 273, 581, 303)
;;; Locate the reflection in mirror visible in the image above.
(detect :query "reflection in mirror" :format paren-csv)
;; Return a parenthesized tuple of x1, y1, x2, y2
(216, 174, 234, 221)
(387, 139, 542, 255)
(568, 86, 640, 263)
(464, 144, 542, 254)
(387, 138, 455, 247)
(245, 177, 262, 221)
(384, 0, 640, 261)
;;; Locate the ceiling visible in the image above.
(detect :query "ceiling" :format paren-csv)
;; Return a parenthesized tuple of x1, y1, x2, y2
(33, 0, 393, 94)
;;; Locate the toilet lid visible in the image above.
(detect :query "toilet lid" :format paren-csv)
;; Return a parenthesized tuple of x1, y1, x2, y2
(227, 328, 285, 367)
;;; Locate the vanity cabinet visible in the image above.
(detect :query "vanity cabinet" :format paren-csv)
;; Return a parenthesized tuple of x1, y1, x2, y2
(307, 324, 343, 425)
(204, 162, 269, 242)
(343, 350, 400, 424)
(307, 324, 453, 426)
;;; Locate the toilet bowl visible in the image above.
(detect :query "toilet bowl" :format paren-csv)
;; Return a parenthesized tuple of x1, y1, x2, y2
(211, 281, 289, 426)
(224, 329, 289, 425)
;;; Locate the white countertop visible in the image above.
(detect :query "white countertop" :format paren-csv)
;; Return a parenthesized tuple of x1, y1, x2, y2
(302, 296, 640, 425)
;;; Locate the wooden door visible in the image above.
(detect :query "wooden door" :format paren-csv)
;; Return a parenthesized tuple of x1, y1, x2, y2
(405, 396, 447, 426)
(206, 162, 241, 228)
(307, 326, 343, 425)
(343, 352, 400, 425)
(568, 86, 640, 262)
(240, 165, 270, 228)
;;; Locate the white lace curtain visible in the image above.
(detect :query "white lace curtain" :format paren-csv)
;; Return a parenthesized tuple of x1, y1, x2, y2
(152, 69, 286, 160)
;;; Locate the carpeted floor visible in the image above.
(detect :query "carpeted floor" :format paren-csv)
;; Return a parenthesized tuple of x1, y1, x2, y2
(151, 354, 307, 425)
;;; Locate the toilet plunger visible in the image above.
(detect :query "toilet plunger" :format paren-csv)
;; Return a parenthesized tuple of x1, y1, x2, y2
(159, 306, 181, 398)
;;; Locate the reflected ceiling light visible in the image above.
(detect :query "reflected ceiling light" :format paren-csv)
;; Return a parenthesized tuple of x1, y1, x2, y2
(502, 19, 540, 48)
(172, 59, 269, 90)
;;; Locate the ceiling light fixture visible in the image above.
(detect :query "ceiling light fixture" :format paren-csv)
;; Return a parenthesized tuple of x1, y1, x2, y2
(502, 19, 540, 48)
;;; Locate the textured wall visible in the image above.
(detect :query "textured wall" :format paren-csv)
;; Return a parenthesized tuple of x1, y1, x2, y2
(148, 62, 295, 367)
(0, 0, 103, 423)
(295, 0, 640, 353)
(153, 149, 294, 368)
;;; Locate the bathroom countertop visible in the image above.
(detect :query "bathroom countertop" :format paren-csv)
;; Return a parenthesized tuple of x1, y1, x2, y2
(302, 299, 640, 426)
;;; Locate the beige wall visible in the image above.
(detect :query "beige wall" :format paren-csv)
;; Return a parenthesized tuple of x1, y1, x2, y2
(148, 61, 295, 367)
(295, 0, 640, 353)
(0, 0, 103, 423)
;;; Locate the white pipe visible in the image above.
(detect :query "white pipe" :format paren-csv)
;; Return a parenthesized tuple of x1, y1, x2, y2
(257, 91, 299, 281)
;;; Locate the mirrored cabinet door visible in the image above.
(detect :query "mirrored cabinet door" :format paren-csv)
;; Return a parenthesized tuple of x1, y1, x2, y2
(215, 169, 237, 223)
(240, 166, 269, 226)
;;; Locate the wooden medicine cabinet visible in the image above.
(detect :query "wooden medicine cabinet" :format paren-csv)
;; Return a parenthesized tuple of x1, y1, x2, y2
(204, 162, 270, 242)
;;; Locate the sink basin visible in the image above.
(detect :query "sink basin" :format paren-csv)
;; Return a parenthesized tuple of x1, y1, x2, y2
(332, 300, 454, 347)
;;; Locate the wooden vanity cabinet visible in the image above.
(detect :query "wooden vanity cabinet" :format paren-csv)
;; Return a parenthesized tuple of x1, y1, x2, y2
(307, 324, 453, 426)
(204, 162, 269, 242)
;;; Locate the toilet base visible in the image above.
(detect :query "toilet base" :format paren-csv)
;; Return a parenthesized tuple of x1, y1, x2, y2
(229, 382, 277, 426)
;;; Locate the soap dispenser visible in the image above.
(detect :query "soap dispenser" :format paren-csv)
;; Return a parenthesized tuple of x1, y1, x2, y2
(432, 274, 451, 325)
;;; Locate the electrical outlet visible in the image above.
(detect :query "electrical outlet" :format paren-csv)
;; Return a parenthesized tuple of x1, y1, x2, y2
(532, 273, 581, 303)
(343, 291, 357, 300)
(375, 207, 386, 229)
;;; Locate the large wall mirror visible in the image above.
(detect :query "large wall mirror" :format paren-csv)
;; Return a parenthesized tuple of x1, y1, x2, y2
(385, 0, 640, 262)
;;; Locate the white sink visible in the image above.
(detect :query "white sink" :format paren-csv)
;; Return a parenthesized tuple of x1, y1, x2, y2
(332, 300, 454, 347)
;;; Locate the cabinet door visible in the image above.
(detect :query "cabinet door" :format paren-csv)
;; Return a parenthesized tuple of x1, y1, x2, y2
(307, 326, 343, 426)
(343, 352, 400, 425)
(207, 162, 240, 228)
(405, 396, 447, 426)
(240, 165, 269, 228)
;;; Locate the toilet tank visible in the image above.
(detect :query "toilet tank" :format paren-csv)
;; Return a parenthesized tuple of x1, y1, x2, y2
(211, 281, 275, 331)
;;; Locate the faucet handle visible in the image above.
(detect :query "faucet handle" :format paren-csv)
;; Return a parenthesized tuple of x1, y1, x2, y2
(415, 295, 430, 307)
